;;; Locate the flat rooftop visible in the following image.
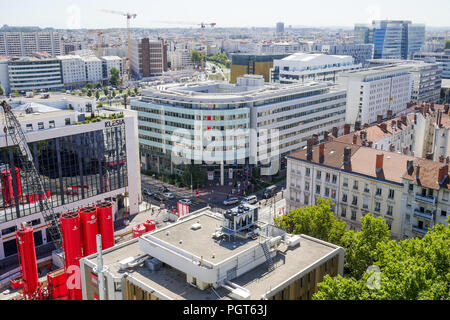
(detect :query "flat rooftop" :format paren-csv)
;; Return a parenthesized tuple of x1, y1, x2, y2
(149, 212, 262, 266)
(8, 93, 95, 104)
(84, 210, 342, 300)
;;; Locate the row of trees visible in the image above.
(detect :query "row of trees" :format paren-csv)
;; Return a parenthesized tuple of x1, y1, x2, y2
(274, 198, 450, 300)
(190, 50, 231, 69)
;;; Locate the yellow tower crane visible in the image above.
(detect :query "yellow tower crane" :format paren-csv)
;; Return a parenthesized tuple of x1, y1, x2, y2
(87, 29, 117, 57)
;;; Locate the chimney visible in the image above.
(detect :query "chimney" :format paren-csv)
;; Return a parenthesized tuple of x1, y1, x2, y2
(416, 165, 421, 183)
(355, 121, 361, 131)
(439, 155, 445, 163)
(426, 153, 433, 160)
(344, 124, 351, 135)
(306, 139, 313, 161)
(414, 113, 417, 124)
(367, 141, 373, 148)
(430, 103, 435, 112)
(364, 123, 369, 128)
(397, 120, 402, 129)
(323, 131, 329, 141)
(379, 123, 387, 131)
(376, 153, 384, 173)
(403, 146, 409, 155)
(438, 165, 448, 184)
(377, 115, 383, 124)
(312, 134, 319, 145)
(401, 115, 407, 125)
(343, 147, 352, 168)
(406, 160, 414, 175)
(391, 120, 397, 128)
(387, 110, 393, 119)
(353, 134, 358, 145)
(437, 110, 443, 127)
(332, 127, 339, 138)
(390, 144, 395, 152)
(319, 143, 325, 163)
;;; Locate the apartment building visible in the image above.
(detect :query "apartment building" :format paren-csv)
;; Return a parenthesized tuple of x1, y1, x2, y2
(0, 97, 141, 265)
(101, 56, 123, 80)
(286, 139, 449, 239)
(57, 55, 87, 88)
(271, 53, 362, 84)
(130, 38, 168, 80)
(83, 56, 103, 84)
(312, 43, 374, 66)
(338, 65, 413, 126)
(0, 31, 63, 57)
(367, 59, 442, 104)
(130, 75, 346, 183)
(80, 208, 344, 300)
(413, 50, 450, 79)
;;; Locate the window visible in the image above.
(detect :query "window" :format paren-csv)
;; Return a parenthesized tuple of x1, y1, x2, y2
(342, 193, 348, 203)
(443, 191, 449, 202)
(405, 213, 411, 224)
(317, 171, 322, 180)
(363, 199, 369, 209)
(325, 173, 331, 182)
(316, 185, 321, 195)
(364, 184, 370, 193)
(49, 120, 55, 128)
(388, 189, 395, 199)
(332, 175, 337, 184)
(38, 122, 44, 130)
(65, 118, 71, 125)
(352, 196, 358, 206)
(331, 189, 336, 199)
(305, 182, 310, 191)
(387, 205, 393, 216)
(325, 187, 330, 197)
(441, 210, 447, 217)
(375, 202, 381, 212)
(408, 184, 414, 192)
(376, 187, 382, 196)
(353, 180, 359, 190)
(351, 211, 357, 220)
(305, 168, 311, 177)
(343, 178, 348, 187)
(341, 208, 347, 217)
(304, 195, 309, 205)
(26, 124, 33, 131)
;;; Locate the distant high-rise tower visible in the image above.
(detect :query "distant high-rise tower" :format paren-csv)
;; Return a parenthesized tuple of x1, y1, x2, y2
(354, 20, 425, 60)
(276, 22, 285, 34)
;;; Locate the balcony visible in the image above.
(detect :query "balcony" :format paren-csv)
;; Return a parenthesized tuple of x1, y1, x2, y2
(414, 210, 433, 221)
(415, 194, 436, 204)
(412, 226, 429, 235)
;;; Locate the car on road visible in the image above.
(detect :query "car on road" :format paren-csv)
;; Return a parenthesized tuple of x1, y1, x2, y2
(223, 197, 239, 206)
(164, 192, 175, 200)
(263, 185, 278, 199)
(142, 188, 153, 197)
(179, 199, 192, 205)
(153, 193, 163, 201)
(241, 195, 258, 205)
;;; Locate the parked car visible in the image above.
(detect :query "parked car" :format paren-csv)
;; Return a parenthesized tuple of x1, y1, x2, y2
(142, 188, 153, 197)
(164, 192, 175, 200)
(263, 185, 278, 199)
(241, 195, 258, 205)
(179, 199, 192, 205)
(153, 193, 163, 201)
(223, 197, 239, 206)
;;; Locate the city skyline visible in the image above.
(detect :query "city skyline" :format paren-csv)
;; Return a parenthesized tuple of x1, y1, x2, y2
(0, 0, 449, 30)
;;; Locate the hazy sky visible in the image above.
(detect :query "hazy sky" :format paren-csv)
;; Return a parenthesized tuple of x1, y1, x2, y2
(1, 0, 449, 29)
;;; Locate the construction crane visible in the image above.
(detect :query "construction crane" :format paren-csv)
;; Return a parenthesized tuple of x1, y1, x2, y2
(102, 9, 137, 78)
(87, 29, 117, 57)
(1, 101, 62, 250)
(150, 20, 216, 73)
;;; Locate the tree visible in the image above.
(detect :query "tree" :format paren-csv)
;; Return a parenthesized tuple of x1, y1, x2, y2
(87, 89, 92, 97)
(95, 90, 100, 100)
(109, 67, 121, 86)
(95, 82, 102, 89)
(111, 89, 116, 98)
(343, 215, 390, 278)
(191, 49, 203, 65)
(127, 89, 132, 96)
(97, 102, 103, 108)
(274, 198, 347, 246)
(445, 40, 450, 50)
(314, 221, 450, 300)
(123, 94, 128, 109)
(119, 88, 123, 95)
(13, 90, 19, 97)
(181, 164, 207, 189)
(133, 86, 139, 95)
(86, 82, 93, 90)
(0, 85, 4, 96)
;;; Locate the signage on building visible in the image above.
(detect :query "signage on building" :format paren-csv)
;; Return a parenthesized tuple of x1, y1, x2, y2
(105, 119, 125, 128)
(208, 171, 214, 181)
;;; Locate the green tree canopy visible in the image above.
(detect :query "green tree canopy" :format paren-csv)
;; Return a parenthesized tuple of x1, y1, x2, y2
(181, 164, 207, 189)
(86, 82, 93, 90)
(0, 85, 4, 96)
(191, 49, 204, 64)
(314, 222, 450, 300)
(95, 90, 100, 100)
(87, 89, 92, 97)
(274, 198, 347, 246)
(109, 67, 121, 86)
(133, 86, 139, 95)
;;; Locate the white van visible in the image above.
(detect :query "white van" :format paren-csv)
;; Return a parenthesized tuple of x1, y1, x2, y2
(241, 195, 258, 205)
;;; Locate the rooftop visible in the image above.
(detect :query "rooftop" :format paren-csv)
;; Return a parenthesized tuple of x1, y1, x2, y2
(280, 52, 354, 63)
(340, 64, 412, 77)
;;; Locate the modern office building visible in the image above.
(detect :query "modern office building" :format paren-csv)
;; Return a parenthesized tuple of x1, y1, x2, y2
(338, 64, 413, 126)
(230, 53, 289, 83)
(354, 20, 425, 60)
(413, 50, 450, 79)
(130, 38, 168, 80)
(131, 75, 346, 184)
(82, 56, 103, 84)
(286, 139, 449, 239)
(0, 97, 141, 264)
(367, 59, 442, 104)
(0, 31, 63, 57)
(312, 43, 374, 66)
(57, 55, 87, 88)
(101, 56, 123, 81)
(80, 207, 345, 300)
(7, 54, 64, 93)
(271, 53, 362, 84)
(276, 22, 285, 34)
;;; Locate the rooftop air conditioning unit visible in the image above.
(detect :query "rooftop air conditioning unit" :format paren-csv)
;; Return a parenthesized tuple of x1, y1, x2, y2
(191, 222, 202, 230)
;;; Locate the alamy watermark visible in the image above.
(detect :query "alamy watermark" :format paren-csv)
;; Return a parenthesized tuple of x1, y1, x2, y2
(366, 265, 381, 290)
